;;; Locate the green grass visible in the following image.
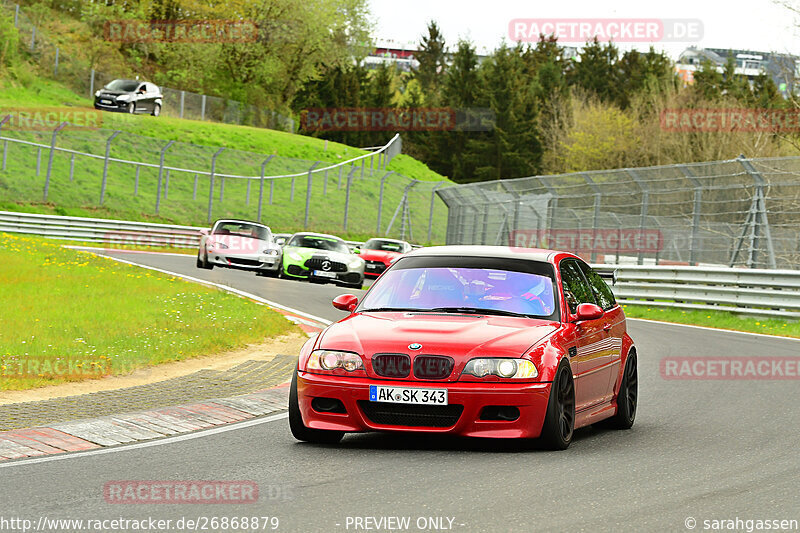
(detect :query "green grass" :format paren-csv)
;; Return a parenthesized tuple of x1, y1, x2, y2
(622, 304, 800, 339)
(0, 78, 451, 242)
(0, 232, 298, 391)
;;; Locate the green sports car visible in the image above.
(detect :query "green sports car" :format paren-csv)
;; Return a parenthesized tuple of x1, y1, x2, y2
(280, 232, 365, 289)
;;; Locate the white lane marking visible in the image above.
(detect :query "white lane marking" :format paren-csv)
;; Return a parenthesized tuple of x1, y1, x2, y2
(86, 252, 333, 327)
(628, 318, 800, 342)
(0, 412, 289, 470)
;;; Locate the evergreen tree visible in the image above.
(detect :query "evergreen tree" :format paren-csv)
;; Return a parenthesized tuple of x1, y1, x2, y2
(414, 21, 447, 103)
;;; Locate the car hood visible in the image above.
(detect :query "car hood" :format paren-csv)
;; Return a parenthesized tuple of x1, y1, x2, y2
(359, 249, 402, 263)
(98, 90, 130, 97)
(208, 235, 276, 254)
(286, 246, 356, 262)
(319, 312, 558, 361)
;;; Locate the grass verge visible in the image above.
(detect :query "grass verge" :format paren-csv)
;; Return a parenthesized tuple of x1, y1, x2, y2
(0, 232, 297, 391)
(622, 304, 800, 339)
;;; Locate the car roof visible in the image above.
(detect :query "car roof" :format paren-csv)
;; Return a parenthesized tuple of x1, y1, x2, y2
(212, 219, 269, 228)
(365, 237, 409, 244)
(406, 245, 576, 264)
(289, 232, 344, 241)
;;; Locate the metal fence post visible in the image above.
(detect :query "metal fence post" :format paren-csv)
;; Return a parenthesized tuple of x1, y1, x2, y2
(735, 155, 777, 269)
(678, 165, 703, 266)
(134, 165, 140, 196)
(43, 122, 67, 202)
(246, 178, 251, 206)
(581, 173, 603, 263)
(179, 91, 185, 119)
(155, 140, 175, 214)
(625, 169, 650, 265)
(208, 148, 225, 223)
(36, 147, 41, 176)
(360, 158, 365, 179)
(428, 182, 445, 243)
(304, 162, 321, 229)
(14, 4, 19, 27)
(89, 69, 95, 98)
(290, 176, 295, 202)
(376, 171, 394, 233)
(201, 95, 206, 121)
(0, 115, 10, 172)
(193, 173, 198, 200)
(69, 153, 74, 181)
(29, 26, 35, 51)
(258, 155, 275, 222)
(99, 130, 121, 206)
(54, 47, 59, 76)
(343, 166, 356, 231)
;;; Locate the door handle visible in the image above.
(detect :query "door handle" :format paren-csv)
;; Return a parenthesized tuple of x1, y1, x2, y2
(603, 323, 612, 331)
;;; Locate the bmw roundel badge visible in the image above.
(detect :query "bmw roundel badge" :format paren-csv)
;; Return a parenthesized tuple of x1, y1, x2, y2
(408, 343, 422, 351)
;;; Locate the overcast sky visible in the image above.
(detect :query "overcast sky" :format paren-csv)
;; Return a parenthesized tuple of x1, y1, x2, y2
(367, 0, 800, 59)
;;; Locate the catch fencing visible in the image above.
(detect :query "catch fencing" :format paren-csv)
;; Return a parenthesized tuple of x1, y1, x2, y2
(0, 118, 448, 242)
(438, 156, 800, 270)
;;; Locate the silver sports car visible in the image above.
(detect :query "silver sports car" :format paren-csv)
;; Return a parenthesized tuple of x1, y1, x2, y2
(196, 219, 282, 276)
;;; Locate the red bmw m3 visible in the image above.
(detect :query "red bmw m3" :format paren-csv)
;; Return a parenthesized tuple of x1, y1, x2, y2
(289, 246, 638, 449)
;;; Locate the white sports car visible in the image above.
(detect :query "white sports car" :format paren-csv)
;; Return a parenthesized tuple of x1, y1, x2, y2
(196, 219, 282, 276)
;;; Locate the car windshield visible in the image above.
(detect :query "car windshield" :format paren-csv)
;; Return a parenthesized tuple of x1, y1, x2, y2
(360, 257, 558, 319)
(288, 235, 349, 253)
(104, 80, 139, 92)
(364, 239, 405, 252)
(212, 221, 271, 241)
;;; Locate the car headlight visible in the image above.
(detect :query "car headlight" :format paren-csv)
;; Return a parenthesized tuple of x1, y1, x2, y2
(289, 252, 302, 261)
(462, 358, 538, 379)
(307, 350, 364, 372)
(348, 258, 363, 268)
(95, 90, 102, 97)
(116, 94, 132, 102)
(207, 241, 228, 250)
(264, 249, 280, 256)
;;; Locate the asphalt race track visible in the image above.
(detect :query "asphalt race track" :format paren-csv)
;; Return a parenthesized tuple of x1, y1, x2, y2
(2, 251, 799, 532)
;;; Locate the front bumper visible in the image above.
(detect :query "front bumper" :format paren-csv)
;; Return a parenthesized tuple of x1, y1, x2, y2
(94, 100, 129, 112)
(208, 252, 280, 271)
(284, 263, 363, 285)
(297, 371, 552, 439)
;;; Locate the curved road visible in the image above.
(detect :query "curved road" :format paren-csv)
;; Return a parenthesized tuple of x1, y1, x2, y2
(2, 252, 799, 532)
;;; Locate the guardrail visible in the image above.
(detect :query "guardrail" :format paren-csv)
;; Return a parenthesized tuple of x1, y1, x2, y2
(2, 213, 795, 318)
(0, 211, 376, 250)
(597, 264, 800, 319)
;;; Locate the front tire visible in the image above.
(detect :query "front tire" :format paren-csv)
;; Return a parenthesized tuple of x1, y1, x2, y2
(152, 103, 161, 117)
(127, 102, 136, 114)
(539, 360, 575, 450)
(604, 351, 638, 429)
(289, 370, 344, 444)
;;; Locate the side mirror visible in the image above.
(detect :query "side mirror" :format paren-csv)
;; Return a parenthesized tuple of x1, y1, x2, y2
(576, 303, 604, 321)
(332, 294, 359, 312)
(199, 229, 209, 236)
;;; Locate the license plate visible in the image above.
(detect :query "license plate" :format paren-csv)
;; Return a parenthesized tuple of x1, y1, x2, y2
(313, 270, 336, 278)
(369, 385, 448, 405)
